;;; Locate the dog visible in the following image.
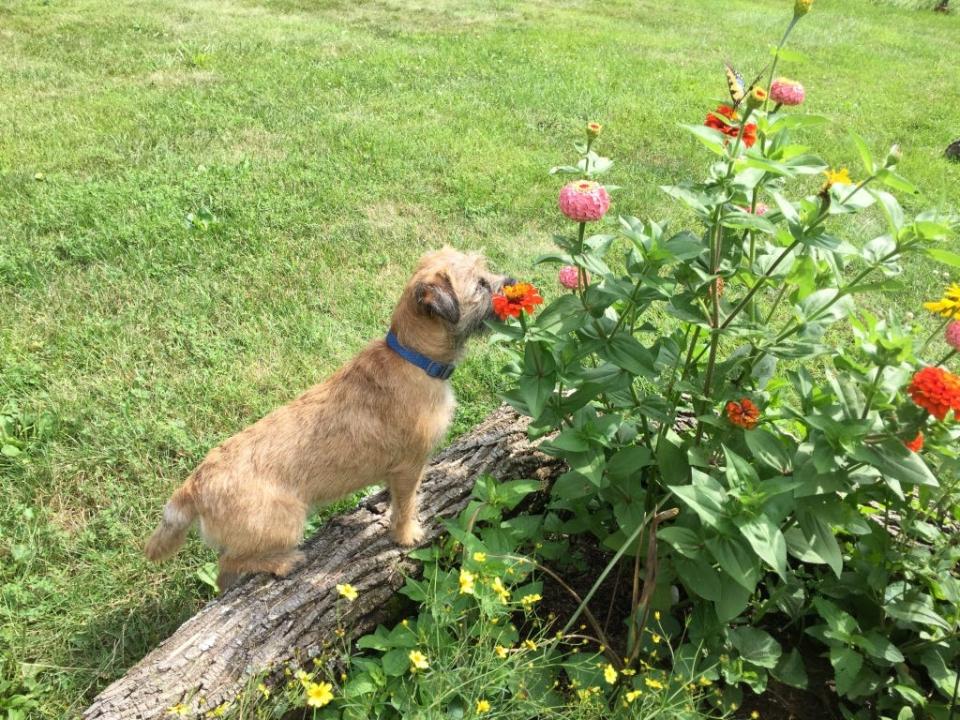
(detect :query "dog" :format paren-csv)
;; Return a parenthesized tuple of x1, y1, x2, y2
(145, 247, 513, 590)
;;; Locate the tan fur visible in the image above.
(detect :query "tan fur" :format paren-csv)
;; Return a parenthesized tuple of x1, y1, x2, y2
(145, 248, 510, 590)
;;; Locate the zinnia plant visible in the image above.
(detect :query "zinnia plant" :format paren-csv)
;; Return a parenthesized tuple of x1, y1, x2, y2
(492, 2, 960, 717)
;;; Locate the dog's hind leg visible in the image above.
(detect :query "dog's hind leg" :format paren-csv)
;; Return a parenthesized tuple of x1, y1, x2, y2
(387, 466, 425, 547)
(217, 549, 306, 591)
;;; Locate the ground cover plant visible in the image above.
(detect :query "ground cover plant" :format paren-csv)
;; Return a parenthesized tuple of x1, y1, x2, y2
(1, 0, 959, 716)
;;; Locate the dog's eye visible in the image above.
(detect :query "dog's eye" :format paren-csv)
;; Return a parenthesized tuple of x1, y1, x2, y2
(478, 278, 490, 292)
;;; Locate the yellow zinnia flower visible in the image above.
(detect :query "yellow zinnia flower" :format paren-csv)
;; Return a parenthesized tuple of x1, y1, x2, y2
(476, 698, 491, 713)
(822, 167, 852, 191)
(305, 681, 334, 708)
(336, 583, 358, 601)
(409, 649, 430, 671)
(924, 283, 960, 319)
(459, 569, 476, 595)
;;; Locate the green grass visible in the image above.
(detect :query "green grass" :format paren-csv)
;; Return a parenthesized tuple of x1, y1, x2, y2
(0, 0, 958, 715)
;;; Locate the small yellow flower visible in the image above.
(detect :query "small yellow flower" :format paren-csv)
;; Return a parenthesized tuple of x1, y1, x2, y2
(334, 627, 346, 638)
(459, 569, 476, 595)
(699, 676, 713, 686)
(295, 669, 311, 684)
(490, 576, 510, 603)
(167, 704, 189, 717)
(472, 551, 487, 563)
(523, 639, 537, 651)
(305, 681, 334, 708)
(644, 677, 664, 690)
(476, 698, 491, 713)
(206, 703, 230, 718)
(520, 593, 542, 608)
(603, 664, 618, 685)
(651, 633, 662, 645)
(336, 583, 358, 601)
(751, 712, 761, 719)
(794, 0, 813, 16)
(621, 667, 636, 676)
(625, 689, 643, 703)
(495, 645, 509, 659)
(653, 611, 661, 621)
(822, 167, 852, 190)
(409, 649, 430, 671)
(924, 283, 960, 319)
(257, 683, 271, 698)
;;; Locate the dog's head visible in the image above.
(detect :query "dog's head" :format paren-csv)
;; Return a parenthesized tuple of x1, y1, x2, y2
(392, 247, 513, 359)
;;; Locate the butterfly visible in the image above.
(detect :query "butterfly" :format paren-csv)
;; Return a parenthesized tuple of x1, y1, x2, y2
(724, 62, 769, 108)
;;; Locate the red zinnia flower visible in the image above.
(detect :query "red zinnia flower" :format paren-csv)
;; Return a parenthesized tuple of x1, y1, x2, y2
(908, 366, 960, 421)
(492, 282, 543, 320)
(725, 398, 761, 429)
(904, 431, 924, 453)
(704, 105, 757, 149)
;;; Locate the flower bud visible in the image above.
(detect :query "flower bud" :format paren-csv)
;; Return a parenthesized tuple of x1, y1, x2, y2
(884, 143, 902, 168)
(794, 0, 813, 17)
(586, 121, 602, 139)
(746, 86, 768, 111)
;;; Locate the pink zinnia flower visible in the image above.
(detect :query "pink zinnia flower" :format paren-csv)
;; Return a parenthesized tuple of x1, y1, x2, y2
(558, 181, 610, 223)
(770, 78, 805, 107)
(739, 202, 769, 216)
(558, 265, 588, 290)
(946, 321, 960, 351)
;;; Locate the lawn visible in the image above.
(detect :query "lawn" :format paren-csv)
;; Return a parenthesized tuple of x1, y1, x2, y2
(0, 0, 958, 715)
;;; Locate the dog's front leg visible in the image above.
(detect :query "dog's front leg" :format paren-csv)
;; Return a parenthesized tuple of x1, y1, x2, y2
(387, 467, 425, 547)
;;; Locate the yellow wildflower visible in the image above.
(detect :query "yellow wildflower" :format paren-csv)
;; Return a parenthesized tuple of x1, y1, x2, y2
(644, 677, 664, 690)
(751, 712, 761, 719)
(490, 576, 510, 603)
(409, 649, 430, 671)
(305, 682, 334, 708)
(295, 669, 310, 684)
(336, 583, 358, 601)
(476, 699, 491, 713)
(472, 551, 487, 563)
(495, 645, 509, 659)
(520, 593, 542, 608)
(924, 283, 960, 319)
(625, 689, 643, 703)
(651, 633, 661, 645)
(603, 664, 618, 685)
(653, 611, 661, 621)
(621, 668, 636, 676)
(699, 676, 713, 686)
(523, 639, 537, 651)
(257, 683, 271, 698)
(459, 569, 476, 595)
(167, 704, 189, 717)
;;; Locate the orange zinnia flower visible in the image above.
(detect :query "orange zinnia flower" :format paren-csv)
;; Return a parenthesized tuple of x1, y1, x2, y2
(726, 398, 760, 429)
(908, 366, 960, 421)
(904, 431, 924, 453)
(492, 282, 543, 320)
(704, 105, 757, 149)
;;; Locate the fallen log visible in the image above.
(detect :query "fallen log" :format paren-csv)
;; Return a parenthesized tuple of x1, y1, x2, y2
(84, 405, 560, 720)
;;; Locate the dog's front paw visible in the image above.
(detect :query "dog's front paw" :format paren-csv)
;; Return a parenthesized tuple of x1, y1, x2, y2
(393, 521, 425, 547)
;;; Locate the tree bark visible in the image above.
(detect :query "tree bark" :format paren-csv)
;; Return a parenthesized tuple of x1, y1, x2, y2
(84, 405, 559, 720)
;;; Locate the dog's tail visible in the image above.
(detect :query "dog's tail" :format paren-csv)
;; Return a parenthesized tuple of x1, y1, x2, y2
(145, 483, 198, 562)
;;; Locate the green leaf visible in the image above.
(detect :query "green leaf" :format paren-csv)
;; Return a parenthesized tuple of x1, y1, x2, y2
(769, 45, 807, 62)
(849, 131, 876, 175)
(885, 597, 951, 632)
(534, 294, 586, 337)
(674, 555, 721, 601)
(1, 443, 22, 457)
(850, 439, 938, 487)
(723, 445, 760, 490)
(681, 124, 728, 156)
(730, 627, 782, 669)
(738, 514, 787, 579)
(854, 632, 904, 664)
(773, 649, 809, 689)
(814, 598, 859, 640)
(877, 168, 919, 195)
(715, 579, 752, 622)
(381, 648, 411, 677)
(796, 510, 843, 577)
(829, 647, 863, 697)
(658, 526, 702, 558)
(711, 535, 759, 592)
(745, 429, 792, 473)
(602, 333, 655, 378)
(606, 446, 652, 482)
(927, 247, 960, 269)
(658, 435, 690, 486)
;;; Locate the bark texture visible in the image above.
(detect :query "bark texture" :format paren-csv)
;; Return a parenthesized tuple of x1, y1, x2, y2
(84, 405, 559, 720)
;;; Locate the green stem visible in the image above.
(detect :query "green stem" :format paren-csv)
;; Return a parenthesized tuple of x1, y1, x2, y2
(763, 16, 799, 112)
(921, 316, 951, 354)
(720, 239, 801, 330)
(937, 349, 958, 367)
(860, 365, 885, 419)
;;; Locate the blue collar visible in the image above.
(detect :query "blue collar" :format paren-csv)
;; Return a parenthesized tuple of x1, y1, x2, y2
(385, 330, 456, 380)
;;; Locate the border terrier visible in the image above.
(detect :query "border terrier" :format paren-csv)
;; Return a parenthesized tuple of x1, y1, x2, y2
(145, 247, 513, 589)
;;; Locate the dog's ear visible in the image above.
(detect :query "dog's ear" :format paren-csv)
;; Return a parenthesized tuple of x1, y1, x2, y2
(415, 273, 461, 324)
